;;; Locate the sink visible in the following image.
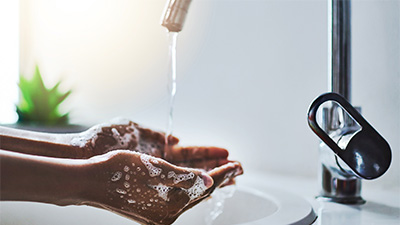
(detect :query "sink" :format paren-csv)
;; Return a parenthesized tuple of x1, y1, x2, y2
(0, 175, 316, 225)
(175, 181, 316, 225)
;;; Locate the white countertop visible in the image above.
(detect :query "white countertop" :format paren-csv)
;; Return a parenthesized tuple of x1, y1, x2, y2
(240, 171, 400, 225)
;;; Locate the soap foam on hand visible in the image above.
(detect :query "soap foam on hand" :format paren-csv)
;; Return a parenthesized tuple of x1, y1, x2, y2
(70, 119, 170, 158)
(102, 151, 215, 225)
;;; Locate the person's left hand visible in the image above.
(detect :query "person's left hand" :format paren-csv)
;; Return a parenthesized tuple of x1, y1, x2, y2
(74, 119, 233, 171)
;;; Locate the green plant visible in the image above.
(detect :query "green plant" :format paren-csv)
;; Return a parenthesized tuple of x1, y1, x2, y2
(16, 65, 71, 125)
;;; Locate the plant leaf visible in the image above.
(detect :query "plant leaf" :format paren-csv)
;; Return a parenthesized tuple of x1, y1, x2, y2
(16, 65, 72, 125)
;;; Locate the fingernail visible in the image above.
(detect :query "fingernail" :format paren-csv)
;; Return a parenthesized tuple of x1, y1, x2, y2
(201, 172, 214, 188)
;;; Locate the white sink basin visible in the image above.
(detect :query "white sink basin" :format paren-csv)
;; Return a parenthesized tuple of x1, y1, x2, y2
(175, 183, 316, 225)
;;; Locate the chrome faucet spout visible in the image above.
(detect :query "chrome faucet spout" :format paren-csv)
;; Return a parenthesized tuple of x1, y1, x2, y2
(161, 0, 192, 32)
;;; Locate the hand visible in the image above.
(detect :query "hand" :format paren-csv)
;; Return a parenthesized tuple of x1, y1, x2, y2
(83, 150, 242, 225)
(72, 119, 178, 158)
(74, 119, 233, 171)
(1, 118, 234, 169)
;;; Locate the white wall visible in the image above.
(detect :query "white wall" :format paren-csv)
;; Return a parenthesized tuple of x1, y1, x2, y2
(17, 0, 399, 189)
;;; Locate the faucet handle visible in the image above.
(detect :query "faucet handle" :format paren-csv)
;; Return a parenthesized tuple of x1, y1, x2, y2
(308, 92, 391, 179)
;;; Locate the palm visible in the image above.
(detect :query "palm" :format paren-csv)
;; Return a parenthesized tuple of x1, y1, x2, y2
(88, 150, 215, 225)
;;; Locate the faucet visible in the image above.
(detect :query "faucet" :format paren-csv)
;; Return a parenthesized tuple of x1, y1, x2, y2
(307, 0, 392, 204)
(161, 0, 192, 32)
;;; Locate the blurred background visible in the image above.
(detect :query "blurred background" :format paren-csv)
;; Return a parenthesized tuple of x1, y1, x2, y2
(0, 0, 399, 192)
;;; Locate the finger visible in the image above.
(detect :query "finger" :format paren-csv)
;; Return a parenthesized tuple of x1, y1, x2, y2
(184, 161, 243, 210)
(165, 146, 229, 163)
(208, 161, 243, 188)
(174, 158, 230, 171)
(166, 135, 180, 146)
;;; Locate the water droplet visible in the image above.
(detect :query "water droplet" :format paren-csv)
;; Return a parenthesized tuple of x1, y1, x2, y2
(127, 199, 136, 204)
(111, 171, 122, 182)
(116, 188, 127, 195)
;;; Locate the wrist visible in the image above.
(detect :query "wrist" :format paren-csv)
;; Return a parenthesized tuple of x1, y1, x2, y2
(0, 151, 93, 206)
(77, 154, 110, 205)
(56, 160, 95, 206)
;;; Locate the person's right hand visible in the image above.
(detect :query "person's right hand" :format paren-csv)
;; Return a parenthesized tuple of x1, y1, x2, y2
(83, 150, 242, 225)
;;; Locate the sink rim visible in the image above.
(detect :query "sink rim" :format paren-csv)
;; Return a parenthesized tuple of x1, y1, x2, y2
(221, 185, 316, 225)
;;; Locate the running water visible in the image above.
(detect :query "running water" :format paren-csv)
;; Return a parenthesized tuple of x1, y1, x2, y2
(165, 32, 178, 146)
(205, 185, 236, 225)
(164, 31, 235, 225)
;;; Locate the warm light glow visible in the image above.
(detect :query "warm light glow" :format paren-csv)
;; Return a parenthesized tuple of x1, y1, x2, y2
(54, 0, 97, 13)
(19, 0, 212, 125)
(0, 1, 19, 124)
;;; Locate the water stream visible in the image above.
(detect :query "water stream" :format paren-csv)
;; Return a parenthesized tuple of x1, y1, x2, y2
(164, 31, 235, 224)
(205, 185, 237, 225)
(165, 32, 178, 146)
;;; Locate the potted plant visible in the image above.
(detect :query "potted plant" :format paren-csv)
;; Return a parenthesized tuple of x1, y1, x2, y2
(9, 65, 86, 133)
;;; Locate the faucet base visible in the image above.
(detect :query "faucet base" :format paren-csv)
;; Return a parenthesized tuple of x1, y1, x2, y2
(316, 195, 366, 205)
(319, 164, 366, 205)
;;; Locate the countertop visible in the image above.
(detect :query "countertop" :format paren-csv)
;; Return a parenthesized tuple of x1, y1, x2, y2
(240, 171, 400, 225)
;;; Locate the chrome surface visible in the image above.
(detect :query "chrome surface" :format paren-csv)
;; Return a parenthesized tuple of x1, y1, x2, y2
(308, 93, 392, 204)
(308, 0, 392, 204)
(329, 0, 351, 101)
(320, 0, 361, 204)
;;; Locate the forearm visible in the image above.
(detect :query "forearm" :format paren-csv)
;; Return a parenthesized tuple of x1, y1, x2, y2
(0, 126, 89, 159)
(0, 150, 91, 206)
